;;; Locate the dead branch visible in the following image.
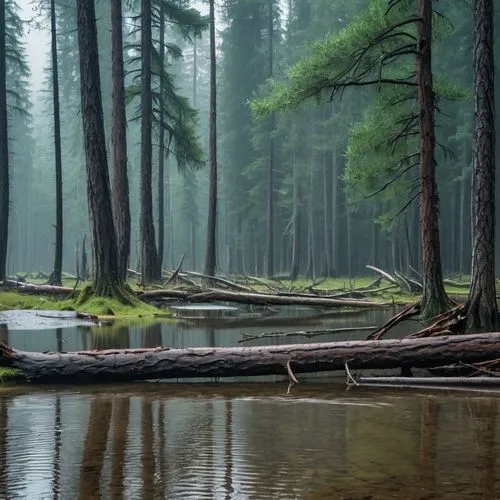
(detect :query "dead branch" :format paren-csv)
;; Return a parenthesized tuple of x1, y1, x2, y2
(239, 326, 377, 343)
(368, 302, 421, 340)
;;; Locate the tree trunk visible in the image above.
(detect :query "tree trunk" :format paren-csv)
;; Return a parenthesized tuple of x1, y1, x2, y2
(140, 0, 160, 283)
(76, 0, 123, 297)
(111, 0, 131, 283)
(49, 0, 63, 287)
(3, 333, 500, 383)
(289, 144, 300, 280)
(204, 0, 217, 277)
(266, 0, 274, 278)
(0, 0, 8, 283)
(467, 0, 496, 329)
(417, 0, 451, 318)
(157, 4, 166, 271)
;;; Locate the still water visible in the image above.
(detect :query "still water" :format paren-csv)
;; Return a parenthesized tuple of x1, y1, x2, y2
(0, 306, 498, 499)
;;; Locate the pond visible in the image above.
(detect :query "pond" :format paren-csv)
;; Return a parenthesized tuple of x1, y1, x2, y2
(0, 306, 498, 499)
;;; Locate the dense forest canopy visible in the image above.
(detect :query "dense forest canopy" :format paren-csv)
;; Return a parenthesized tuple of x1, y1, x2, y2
(0, 0, 497, 322)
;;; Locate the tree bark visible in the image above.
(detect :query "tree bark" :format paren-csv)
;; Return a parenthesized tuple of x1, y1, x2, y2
(289, 143, 300, 280)
(467, 0, 496, 329)
(3, 333, 500, 383)
(0, 0, 8, 283)
(204, 0, 217, 278)
(111, 0, 131, 283)
(140, 0, 161, 283)
(76, 0, 123, 297)
(417, 0, 451, 318)
(49, 0, 63, 287)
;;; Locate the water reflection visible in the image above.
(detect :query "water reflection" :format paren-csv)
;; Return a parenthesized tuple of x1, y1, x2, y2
(0, 306, 419, 354)
(0, 386, 497, 499)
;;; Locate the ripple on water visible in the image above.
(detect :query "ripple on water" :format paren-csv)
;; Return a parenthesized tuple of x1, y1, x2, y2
(0, 388, 497, 499)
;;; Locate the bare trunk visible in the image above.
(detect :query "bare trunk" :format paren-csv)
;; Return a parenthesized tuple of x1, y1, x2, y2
(111, 0, 130, 282)
(0, 0, 8, 282)
(3, 333, 500, 383)
(157, 5, 165, 271)
(140, 0, 160, 283)
(467, 0, 496, 329)
(77, 0, 123, 297)
(266, 0, 274, 278)
(417, 0, 451, 318)
(289, 145, 299, 280)
(204, 0, 217, 277)
(49, 0, 63, 286)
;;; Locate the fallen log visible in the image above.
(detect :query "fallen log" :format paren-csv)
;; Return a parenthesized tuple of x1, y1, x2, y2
(3, 333, 500, 383)
(2, 280, 74, 295)
(139, 288, 388, 309)
(353, 376, 500, 388)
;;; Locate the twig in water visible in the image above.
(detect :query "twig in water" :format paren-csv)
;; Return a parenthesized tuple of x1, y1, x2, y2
(345, 362, 358, 387)
(286, 360, 299, 394)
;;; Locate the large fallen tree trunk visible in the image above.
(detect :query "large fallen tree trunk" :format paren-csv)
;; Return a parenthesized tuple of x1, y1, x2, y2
(3, 333, 500, 383)
(139, 288, 387, 309)
(1, 280, 75, 295)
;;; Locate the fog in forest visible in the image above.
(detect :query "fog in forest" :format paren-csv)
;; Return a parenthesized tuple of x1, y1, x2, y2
(2, 0, 498, 282)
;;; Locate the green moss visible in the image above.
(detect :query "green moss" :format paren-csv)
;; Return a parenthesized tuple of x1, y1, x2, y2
(0, 289, 167, 319)
(0, 367, 22, 382)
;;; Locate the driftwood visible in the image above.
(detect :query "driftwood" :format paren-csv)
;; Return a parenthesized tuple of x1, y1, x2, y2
(366, 265, 399, 285)
(182, 271, 256, 293)
(353, 376, 500, 388)
(164, 255, 185, 286)
(2, 333, 500, 383)
(407, 305, 465, 338)
(138, 288, 387, 309)
(238, 326, 377, 343)
(367, 302, 421, 340)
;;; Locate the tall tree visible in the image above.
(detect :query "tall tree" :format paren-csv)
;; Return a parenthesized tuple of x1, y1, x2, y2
(417, 0, 451, 318)
(204, 0, 217, 277)
(111, 0, 130, 282)
(0, 0, 8, 283)
(49, 0, 63, 286)
(76, 0, 124, 297)
(466, 0, 496, 328)
(157, 2, 166, 271)
(266, 0, 274, 277)
(140, 0, 161, 283)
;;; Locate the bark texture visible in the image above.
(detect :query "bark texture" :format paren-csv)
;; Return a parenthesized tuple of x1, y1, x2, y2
(266, 0, 274, 278)
(204, 0, 217, 278)
(3, 333, 500, 383)
(157, 4, 165, 270)
(0, 0, 8, 283)
(417, 0, 451, 318)
(49, 0, 63, 287)
(76, 0, 122, 296)
(111, 0, 131, 282)
(467, 0, 496, 329)
(140, 0, 161, 283)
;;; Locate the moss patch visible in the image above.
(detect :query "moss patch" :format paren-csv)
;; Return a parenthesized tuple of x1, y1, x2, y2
(0, 367, 22, 382)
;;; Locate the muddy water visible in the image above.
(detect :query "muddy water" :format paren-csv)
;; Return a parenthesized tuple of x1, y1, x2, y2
(0, 307, 498, 498)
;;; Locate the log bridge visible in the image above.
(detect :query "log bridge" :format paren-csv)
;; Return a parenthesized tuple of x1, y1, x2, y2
(1, 333, 500, 383)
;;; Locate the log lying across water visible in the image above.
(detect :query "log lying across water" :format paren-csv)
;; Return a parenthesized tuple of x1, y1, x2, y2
(139, 288, 387, 309)
(2, 333, 500, 383)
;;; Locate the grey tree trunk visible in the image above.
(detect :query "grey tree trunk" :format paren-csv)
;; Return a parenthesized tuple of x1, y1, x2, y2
(467, 0, 496, 329)
(157, 4, 165, 270)
(140, 0, 160, 283)
(204, 0, 217, 277)
(289, 145, 300, 280)
(266, 0, 274, 278)
(417, 0, 451, 318)
(0, 0, 9, 282)
(111, 0, 130, 282)
(49, 0, 63, 286)
(76, 0, 123, 297)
